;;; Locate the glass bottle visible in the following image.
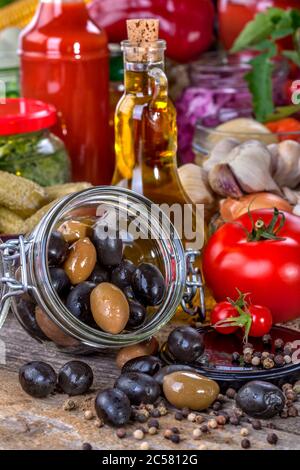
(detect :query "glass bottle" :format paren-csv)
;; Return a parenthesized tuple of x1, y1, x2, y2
(19, 0, 112, 185)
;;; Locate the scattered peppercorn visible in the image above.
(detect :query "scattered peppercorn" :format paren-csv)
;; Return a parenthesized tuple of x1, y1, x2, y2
(200, 424, 209, 433)
(181, 408, 190, 418)
(187, 412, 197, 422)
(212, 401, 222, 411)
(140, 441, 150, 450)
(230, 416, 240, 426)
(232, 352, 240, 363)
(241, 438, 251, 449)
(116, 428, 126, 439)
(84, 410, 94, 420)
(195, 415, 205, 424)
(274, 338, 284, 351)
(208, 418, 218, 429)
(286, 390, 297, 402)
(133, 429, 144, 440)
(226, 388, 236, 399)
(252, 419, 262, 430)
(175, 411, 183, 421)
(63, 399, 76, 411)
(148, 427, 158, 435)
(262, 357, 275, 369)
(216, 415, 227, 426)
(193, 428, 201, 439)
(293, 381, 300, 394)
(148, 418, 159, 429)
(164, 429, 172, 439)
(267, 433, 278, 445)
(94, 419, 104, 428)
(287, 406, 298, 417)
(243, 348, 254, 357)
(240, 427, 249, 437)
(284, 355, 292, 364)
(82, 442, 92, 450)
(251, 356, 261, 367)
(171, 426, 180, 434)
(262, 334, 272, 346)
(261, 351, 270, 360)
(170, 434, 180, 444)
(274, 355, 285, 367)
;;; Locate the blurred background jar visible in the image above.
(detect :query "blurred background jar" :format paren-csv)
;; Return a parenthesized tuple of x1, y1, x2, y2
(0, 27, 20, 97)
(218, 0, 300, 50)
(108, 44, 124, 165)
(0, 98, 70, 187)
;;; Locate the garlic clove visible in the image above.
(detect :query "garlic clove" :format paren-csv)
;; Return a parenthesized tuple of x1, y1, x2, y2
(203, 138, 240, 173)
(273, 140, 300, 189)
(208, 163, 243, 198)
(178, 164, 214, 206)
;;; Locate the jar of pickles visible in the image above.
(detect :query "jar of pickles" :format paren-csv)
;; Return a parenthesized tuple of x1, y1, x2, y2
(0, 187, 204, 353)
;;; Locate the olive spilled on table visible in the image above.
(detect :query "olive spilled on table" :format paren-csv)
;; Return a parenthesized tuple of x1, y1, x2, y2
(90, 282, 129, 334)
(115, 372, 161, 405)
(66, 282, 96, 325)
(236, 380, 285, 419)
(121, 355, 162, 376)
(50, 267, 71, 297)
(58, 360, 93, 396)
(167, 326, 204, 363)
(19, 361, 57, 398)
(92, 226, 123, 267)
(48, 231, 69, 267)
(116, 337, 159, 368)
(132, 263, 165, 306)
(111, 259, 135, 289)
(95, 388, 131, 426)
(64, 237, 97, 284)
(126, 300, 146, 329)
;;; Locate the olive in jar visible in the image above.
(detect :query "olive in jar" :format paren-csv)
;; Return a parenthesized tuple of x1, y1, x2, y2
(111, 259, 135, 289)
(15, 295, 47, 341)
(167, 326, 204, 363)
(236, 381, 285, 419)
(115, 372, 161, 405)
(132, 263, 165, 306)
(19, 361, 57, 398)
(90, 282, 129, 334)
(48, 231, 69, 266)
(121, 355, 162, 376)
(64, 238, 97, 285)
(65, 282, 95, 325)
(58, 361, 93, 396)
(57, 220, 91, 243)
(88, 264, 110, 284)
(126, 300, 147, 329)
(50, 267, 71, 297)
(92, 226, 123, 267)
(95, 388, 131, 426)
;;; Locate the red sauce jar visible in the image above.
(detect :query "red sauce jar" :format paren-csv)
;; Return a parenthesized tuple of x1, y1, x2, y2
(19, 0, 112, 185)
(219, 0, 300, 50)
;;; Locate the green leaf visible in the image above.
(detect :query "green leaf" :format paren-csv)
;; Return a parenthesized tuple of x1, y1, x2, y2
(264, 104, 300, 123)
(246, 52, 275, 122)
(231, 12, 278, 53)
(283, 50, 300, 66)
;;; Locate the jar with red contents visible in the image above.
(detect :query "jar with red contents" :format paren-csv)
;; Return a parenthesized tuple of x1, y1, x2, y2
(218, 0, 300, 50)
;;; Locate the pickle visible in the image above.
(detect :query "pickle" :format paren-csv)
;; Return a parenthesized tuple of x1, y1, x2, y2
(0, 171, 46, 217)
(45, 182, 92, 202)
(0, 207, 25, 234)
(24, 200, 59, 234)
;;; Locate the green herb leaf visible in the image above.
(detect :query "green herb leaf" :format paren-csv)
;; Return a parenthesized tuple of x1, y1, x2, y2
(245, 51, 275, 122)
(264, 104, 300, 122)
(282, 50, 300, 66)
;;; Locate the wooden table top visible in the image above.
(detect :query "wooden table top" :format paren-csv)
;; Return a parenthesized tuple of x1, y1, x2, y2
(0, 314, 300, 450)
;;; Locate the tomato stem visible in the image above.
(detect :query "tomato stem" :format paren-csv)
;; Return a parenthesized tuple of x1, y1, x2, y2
(247, 207, 286, 242)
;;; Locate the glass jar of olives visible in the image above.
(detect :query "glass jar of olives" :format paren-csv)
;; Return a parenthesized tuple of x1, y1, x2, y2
(0, 187, 204, 353)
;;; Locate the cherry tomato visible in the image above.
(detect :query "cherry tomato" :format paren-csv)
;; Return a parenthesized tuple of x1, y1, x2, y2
(211, 301, 239, 335)
(247, 305, 273, 338)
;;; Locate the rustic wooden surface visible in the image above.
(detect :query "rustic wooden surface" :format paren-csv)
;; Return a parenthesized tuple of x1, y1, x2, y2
(0, 313, 300, 450)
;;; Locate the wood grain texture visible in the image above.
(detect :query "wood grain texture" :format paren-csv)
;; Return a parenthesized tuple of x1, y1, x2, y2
(0, 314, 300, 450)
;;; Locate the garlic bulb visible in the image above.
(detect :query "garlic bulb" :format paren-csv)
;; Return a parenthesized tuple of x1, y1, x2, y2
(178, 164, 214, 207)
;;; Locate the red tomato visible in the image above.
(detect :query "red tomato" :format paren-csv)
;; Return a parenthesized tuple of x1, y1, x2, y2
(211, 301, 240, 335)
(203, 209, 300, 324)
(247, 305, 273, 338)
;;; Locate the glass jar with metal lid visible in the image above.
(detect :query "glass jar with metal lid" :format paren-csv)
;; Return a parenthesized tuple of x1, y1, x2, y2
(0, 187, 204, 353)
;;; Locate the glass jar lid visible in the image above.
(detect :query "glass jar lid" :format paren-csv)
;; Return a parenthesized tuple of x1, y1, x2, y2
(0, 98, 57, 136)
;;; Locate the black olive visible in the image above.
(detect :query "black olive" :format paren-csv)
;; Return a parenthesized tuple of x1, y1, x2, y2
(95, 388, 131, 426)
(92, 226, 123, 267)
(15, 296, 48, 341)
(88, 264, 110, 284)
(123, 285, 135, 300)
(132, 263, 165, 306)
(121, 355, 162, 376)
(58, 360, 93, 396)
(66, 282, 95, 325)
(126, 300, 146, 329)
(19, 361, 57, 398)
(115, 372, 161, 405)
(167, 326, 204, 363)
(236, 381, 285, 419)
(50, 267, 71, 296)
(48, 231, 69, 266)
(153, 365, 200, 387)
(111, 259, 135, 289)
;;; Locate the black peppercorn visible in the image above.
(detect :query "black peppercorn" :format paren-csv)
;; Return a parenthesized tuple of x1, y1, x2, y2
(274, 338, 284, 351)
(148, 418, 159, 429)
(274, 355, 285, 367)
(262, 334, 272, 346)
(170, 434, 180, 444)
(181, 408, 190, 418)
(252, 419, 262, 430)
(226, 388, 236, 399)
(150, 408, 161, 418)
(82, 443, 92, 450)
(230, 416, 240, 426)
(175, 411, 183, 421)
(171, 427, 180, 434)
(241, 438, 251, 449)
(212, 401, 222, 411)
(267, 433, 278, 445)
(200, 424, 209, 433)
(232, 352, 240, 363)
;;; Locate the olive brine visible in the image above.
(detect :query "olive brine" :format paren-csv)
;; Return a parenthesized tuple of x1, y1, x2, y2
(45, 218, 166, 336)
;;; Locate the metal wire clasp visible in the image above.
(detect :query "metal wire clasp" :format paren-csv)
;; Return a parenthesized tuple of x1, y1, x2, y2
(181, 249, 206, 322)
(0, 236, 31, 315)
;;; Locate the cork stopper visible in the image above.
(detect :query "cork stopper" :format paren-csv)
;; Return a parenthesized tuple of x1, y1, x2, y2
(127, 19, 159, 45)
